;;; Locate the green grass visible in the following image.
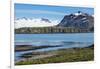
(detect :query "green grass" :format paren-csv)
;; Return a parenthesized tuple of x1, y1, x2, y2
(15, 47, 94, 65)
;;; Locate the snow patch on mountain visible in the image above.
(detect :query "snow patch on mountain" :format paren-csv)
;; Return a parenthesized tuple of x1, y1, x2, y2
(15, 18, 59, 29)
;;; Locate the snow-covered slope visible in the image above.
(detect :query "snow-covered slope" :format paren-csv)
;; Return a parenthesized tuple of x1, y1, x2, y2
(15, 18, 59, 29)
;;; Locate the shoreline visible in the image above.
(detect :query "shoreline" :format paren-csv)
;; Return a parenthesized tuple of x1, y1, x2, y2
(15, 44, 94, 65)
(15, 45, 61, 52)
(15, 32, 94, 34)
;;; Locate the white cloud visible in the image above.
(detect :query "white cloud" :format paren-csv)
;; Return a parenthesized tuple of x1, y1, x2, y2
(15, 18, 59, 28)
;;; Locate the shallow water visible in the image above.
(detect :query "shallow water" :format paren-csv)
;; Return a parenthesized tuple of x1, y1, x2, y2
(15, 33, 94, 61)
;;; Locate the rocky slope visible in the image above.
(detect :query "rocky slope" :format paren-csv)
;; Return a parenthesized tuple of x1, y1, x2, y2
(57, 11, 94, 31)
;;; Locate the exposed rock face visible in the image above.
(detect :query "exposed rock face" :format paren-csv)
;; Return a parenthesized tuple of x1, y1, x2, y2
(58, 11, 94, 31)
(41, 18, 51, 23)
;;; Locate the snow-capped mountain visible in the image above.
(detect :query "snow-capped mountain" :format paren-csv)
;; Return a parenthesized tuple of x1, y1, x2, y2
(58, 11, 94, 31)
(15, 18, 59, 29)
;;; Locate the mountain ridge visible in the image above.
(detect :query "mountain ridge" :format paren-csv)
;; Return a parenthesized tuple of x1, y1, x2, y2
(57, 11, 94, 31)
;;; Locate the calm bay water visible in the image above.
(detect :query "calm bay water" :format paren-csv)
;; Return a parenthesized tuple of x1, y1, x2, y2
(15, 33, 94, 61)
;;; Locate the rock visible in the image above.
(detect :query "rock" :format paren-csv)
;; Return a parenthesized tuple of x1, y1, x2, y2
(57, 11, 94, 31)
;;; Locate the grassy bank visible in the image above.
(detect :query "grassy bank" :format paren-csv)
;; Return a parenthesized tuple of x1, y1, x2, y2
(15, 45, 94, 65)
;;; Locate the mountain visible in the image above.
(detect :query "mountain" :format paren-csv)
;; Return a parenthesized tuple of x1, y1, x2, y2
(15, 17, 59, 28)
(57, 11, 94, 31)
(41, 18, 51, 23)
(16, 17, 28, 20)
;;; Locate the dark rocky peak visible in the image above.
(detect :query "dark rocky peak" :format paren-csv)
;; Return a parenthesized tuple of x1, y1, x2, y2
(22, 17, 28, 20)
(41, 18, 51, 23)
(57, 11, 94, 31)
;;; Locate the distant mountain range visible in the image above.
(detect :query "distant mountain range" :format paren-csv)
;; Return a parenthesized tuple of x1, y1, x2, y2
(15, 17, 59, 28)
(15, 11, 94, 33)
(57, 11, 94, 31)
(15, 11, 94, 31)
(16, 17, 51, 23)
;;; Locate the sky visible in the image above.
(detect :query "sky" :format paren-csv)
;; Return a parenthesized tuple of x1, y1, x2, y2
(15, 3, 94, 21)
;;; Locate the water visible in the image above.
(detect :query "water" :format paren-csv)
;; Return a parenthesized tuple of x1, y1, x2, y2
(15, 33, 94, 61)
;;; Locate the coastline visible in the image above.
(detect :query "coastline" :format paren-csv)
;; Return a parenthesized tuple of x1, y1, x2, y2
(15, 44, 94, 65)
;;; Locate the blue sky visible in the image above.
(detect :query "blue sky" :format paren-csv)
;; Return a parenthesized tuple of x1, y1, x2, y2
(15, 3, 94, 21)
